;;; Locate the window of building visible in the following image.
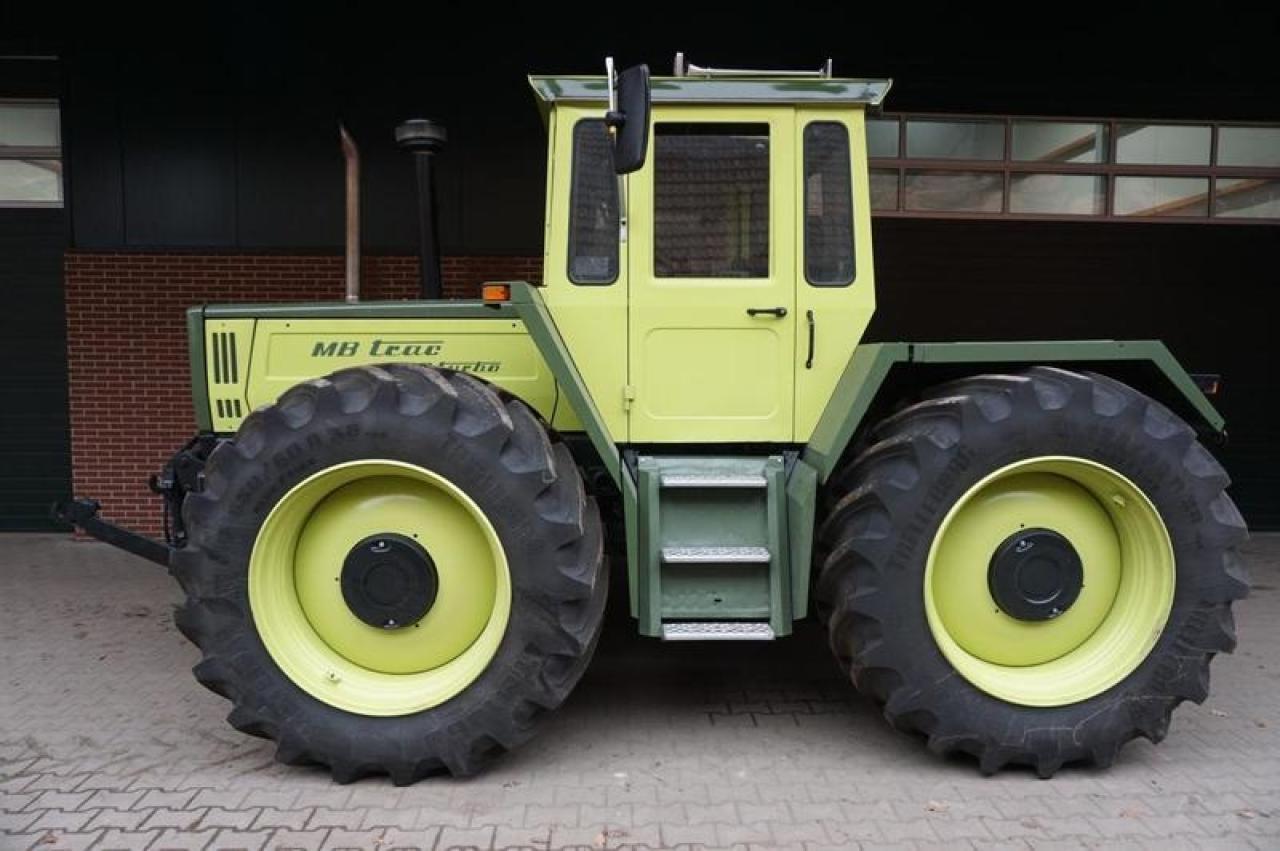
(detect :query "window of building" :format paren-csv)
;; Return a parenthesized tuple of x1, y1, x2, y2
(1116, 123, 1211, 166)
(868, 113, 1280, 224)
(0, 101, 62, 207)
(567, 119, 619, 284)
(1217, 127, 1280, 168)
(866, 118, 900, 158)
(905, 170, 1003, 213)
(1215, 178, 1280, 219)
(1010, 174, 1106, 215)
(803, 122, 855, 286)
(1115, 177, 1209, 217)
(1013, 121, 1107, 164)
(907, 118, 1004, 160)
(654, 123, 769, 278)
(869, 169, 900, 212)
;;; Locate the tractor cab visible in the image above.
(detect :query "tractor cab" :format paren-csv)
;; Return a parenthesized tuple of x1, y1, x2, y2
(530, 61, 891, 444)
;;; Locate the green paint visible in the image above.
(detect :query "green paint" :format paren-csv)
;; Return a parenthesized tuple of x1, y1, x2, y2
(785, 457, 821, 619)
(633, 456, 791, 637)
(805, 343, 908, 480)
(203, 300, 519, 320)
(763, 457, 792, 636)
(805, 340, 1226, 482)
(910, 340, 1223, 432)
(622, 468, 640, 619)
(636, 458, 662, 636)
(187, 306, 212, 432)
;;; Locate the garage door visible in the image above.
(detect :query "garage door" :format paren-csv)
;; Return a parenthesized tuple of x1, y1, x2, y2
(0, 208, 69, 530)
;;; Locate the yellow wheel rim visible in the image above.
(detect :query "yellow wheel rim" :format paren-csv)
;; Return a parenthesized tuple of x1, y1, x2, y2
(924, 456, 1175, 707)
(249, 460, 511, 716)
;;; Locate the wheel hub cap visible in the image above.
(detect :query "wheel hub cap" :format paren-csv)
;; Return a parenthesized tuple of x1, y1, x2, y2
(340, 533, 439, 629)
(987, 528, 1083, 622)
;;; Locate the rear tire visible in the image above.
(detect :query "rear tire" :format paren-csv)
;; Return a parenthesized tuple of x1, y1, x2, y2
(172, 364, 606, 783)
(815, 367, 1248, 776)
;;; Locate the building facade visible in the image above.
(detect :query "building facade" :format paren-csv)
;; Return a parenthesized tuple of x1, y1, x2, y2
(2, 15, 1278, 534)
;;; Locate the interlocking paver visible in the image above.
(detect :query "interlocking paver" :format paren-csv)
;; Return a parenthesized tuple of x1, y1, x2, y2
(714, 820, 773, 845)
(93, 828, 163, 850)
(135, 791, 196, 811)
(140, 808, 207, 831)
(26, 808, 96, 833)
(196, 807, 261, 830)
(436, 824, 496, 849)
(23, 829, 104, 850)
(518, 805, 577, 829)
(148, 827, 218, 850)
(305, 809, 366, 831)
(1, 533, 1279, 851)
(927, 815, 994, 842)
(252, 809, 314, 831)
(264, 828, 331, 850)
(359, 807, 420, 830)
(206, 828, 272, 851)
(188, 788, 249, 810)
(84, 809, 151, 831)
(247, 790, 304, 811)
(0, 808, 41, 832)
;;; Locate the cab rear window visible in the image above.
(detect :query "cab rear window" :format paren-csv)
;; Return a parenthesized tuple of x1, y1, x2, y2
(804, 122, 855, 286)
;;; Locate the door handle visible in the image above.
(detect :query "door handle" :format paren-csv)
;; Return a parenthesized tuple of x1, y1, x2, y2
(805, 309, 815, 369)
(746, 306, 788, 318)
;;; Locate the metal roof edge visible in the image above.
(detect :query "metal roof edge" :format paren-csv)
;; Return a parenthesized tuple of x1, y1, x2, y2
(528, 75, 892, 107)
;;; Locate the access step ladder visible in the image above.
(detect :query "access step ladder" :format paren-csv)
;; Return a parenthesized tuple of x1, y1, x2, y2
(635, 456, 791, 639)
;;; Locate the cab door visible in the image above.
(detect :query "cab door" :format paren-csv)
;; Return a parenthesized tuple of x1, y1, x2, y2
(627, 108, 796, 443)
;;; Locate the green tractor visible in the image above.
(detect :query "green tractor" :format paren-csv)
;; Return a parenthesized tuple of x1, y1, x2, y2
(61, 57, 1249, 782)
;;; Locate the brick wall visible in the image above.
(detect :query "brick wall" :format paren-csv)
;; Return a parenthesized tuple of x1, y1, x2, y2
(65, 252, 542, 537)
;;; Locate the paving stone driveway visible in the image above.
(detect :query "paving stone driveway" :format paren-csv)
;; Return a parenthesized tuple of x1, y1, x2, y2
(1, 533, 1278, 850)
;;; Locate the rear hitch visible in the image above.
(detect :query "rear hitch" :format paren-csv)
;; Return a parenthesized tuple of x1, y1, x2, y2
(52, 497, 172, 567)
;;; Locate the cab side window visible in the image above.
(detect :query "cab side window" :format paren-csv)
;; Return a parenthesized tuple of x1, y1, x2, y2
(804, 122, 855, 286)
(568, 119, 619, 285)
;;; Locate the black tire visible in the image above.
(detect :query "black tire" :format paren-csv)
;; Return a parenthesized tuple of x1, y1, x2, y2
(814, 367, 1249, 777)
(171, 364, 607, 783)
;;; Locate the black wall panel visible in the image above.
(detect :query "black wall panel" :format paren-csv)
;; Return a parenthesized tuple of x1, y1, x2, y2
(868, 219, 1280, 528)
(0, 210, 70, 531)
(120, 96, 239, 247)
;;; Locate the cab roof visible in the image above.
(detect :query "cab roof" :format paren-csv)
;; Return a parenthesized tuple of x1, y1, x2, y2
(527, 75, 892, 118)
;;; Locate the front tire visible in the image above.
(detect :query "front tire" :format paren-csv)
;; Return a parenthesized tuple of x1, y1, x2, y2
(815, 367, 1248, 776)
(172, 364, 606, 783)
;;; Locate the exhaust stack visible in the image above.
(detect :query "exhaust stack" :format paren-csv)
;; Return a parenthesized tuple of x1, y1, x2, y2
(395, 119, 448, 300)
(339, 125, 361, 303)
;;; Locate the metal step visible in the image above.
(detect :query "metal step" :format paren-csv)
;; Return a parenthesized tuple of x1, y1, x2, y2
(661, 622, 776, 641)
(662, 545, 771, 564)
(660, 473, 767, 489)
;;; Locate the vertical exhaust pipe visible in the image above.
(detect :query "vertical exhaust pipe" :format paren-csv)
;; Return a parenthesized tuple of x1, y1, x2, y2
(395, 119, 447, 300)
(339, 124, 361, 303)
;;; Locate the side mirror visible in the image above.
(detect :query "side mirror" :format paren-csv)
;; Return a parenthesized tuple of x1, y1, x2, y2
(605, 58, 650, 174)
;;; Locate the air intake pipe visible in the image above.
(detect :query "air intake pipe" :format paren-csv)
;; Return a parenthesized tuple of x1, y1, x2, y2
(395, 119, 447, 300)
